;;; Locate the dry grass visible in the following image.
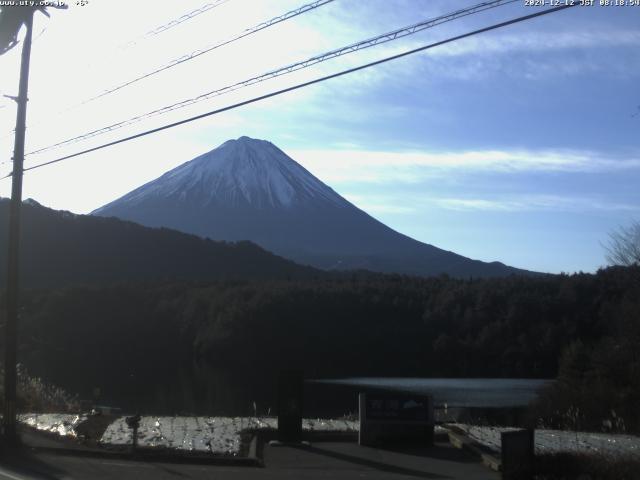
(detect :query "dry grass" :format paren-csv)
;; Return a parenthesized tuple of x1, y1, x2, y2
(0, 363, 80, 413)
(535, 452, 640, 480)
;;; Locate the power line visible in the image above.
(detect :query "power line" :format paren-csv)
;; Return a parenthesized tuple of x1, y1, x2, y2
(0, 3, 577, 181)
(120, 0, 232, 49)
(146, 0, 231, 37)
(0, 0, 232, 140)
(4, 0, 335, 144)
(85, 0, 336, 104)
(26, 0, 518, 157)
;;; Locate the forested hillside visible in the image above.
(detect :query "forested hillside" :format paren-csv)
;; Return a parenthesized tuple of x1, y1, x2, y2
(0, 199, 320, 287)
(10, 266, 639, 430)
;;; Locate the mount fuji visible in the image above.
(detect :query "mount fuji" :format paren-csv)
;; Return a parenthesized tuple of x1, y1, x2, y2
(93, 136, 530, 277)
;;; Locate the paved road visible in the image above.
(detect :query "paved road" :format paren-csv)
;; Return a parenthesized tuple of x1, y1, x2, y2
(0, 441, 499, 480)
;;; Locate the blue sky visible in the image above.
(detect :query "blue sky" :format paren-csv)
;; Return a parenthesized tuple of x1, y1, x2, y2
(1, 0, 639, 273)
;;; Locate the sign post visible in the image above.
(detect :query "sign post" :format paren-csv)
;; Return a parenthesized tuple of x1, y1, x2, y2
(359, 392, 434, 447)
(501, 429, 534, 480)
(277, 370, 303, 443)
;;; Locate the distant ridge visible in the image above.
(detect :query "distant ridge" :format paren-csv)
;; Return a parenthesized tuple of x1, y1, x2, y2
(0, 198, 319, 288)
(93, 136, 534, 278)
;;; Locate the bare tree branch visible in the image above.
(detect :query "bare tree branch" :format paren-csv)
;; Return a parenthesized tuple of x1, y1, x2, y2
(604, 220, 640, 267)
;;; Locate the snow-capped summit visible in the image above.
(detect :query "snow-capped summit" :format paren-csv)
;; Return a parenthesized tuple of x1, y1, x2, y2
(113, 136, 345, 210)
(93, 136, 531, 277)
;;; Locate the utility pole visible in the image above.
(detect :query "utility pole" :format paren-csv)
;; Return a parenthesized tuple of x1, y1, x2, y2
(3, 7, 34, 444)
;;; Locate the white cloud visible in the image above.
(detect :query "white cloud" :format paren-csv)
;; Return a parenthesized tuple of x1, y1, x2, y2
(339, 191, 640, 216)
(288, 148, 640, 184)
(430, 30, 640, 58)
(434, 198, 520, 211)
(433, 195, 640, 213)
(341, 194, 417, 214)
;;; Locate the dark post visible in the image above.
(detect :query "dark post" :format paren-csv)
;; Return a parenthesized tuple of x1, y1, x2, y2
(359, 392, 434, 447)
(125, 414, 141, 451)
(3, 8, 34, 444)
(501, 429, 534, 480)
(277, 370, 303, 443)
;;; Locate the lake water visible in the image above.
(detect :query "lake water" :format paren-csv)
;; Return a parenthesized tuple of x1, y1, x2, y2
(310, 377, 553, 408)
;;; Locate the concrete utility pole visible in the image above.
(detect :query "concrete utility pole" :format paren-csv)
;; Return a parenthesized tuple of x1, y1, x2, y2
(3, 7, 34, 444)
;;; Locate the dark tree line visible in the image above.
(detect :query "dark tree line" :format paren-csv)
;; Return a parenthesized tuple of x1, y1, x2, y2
(0, 200, 320, 289)
(3, 265, 638, 429)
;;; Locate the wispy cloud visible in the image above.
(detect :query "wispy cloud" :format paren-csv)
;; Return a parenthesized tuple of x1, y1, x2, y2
(433, 195, 640, 213)
(429, 30, 640, 58)
(318, 27, 640, 84)
(342, 193, 418, 214)
(289, 148, 640, 184)
(434, 198, 520, 212)
(340, 192, 640, 215)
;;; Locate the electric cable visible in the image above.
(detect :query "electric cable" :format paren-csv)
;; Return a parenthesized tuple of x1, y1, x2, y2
(2, 0, 335, 142)
(86, 0, 336, 104)
(26, 0, 519, 157)
(119, 0, 232, 49)
(0, 3, 577, 181)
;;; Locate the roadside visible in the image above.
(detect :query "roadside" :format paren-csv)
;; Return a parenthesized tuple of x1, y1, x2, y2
(1, 434, 499, 480)
(8, 413, 640, 479)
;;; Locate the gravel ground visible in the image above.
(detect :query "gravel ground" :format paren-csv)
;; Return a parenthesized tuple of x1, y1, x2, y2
(19, 413, 87, 438)
(17, 412, 444, 457)
(453, 423, 640, 458)
(99, 416, 359, 455)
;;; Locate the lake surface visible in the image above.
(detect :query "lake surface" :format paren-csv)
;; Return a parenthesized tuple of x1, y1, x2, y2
(310, 377, 553, 408)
